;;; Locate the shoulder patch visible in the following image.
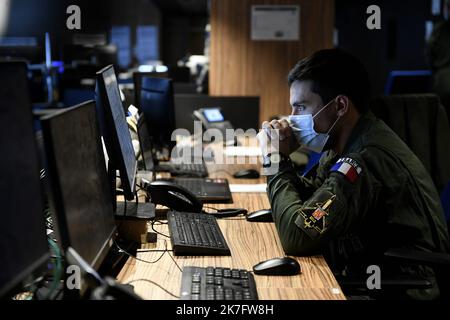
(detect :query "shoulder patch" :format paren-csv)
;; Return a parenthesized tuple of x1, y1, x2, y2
(330, 157, 362, 183)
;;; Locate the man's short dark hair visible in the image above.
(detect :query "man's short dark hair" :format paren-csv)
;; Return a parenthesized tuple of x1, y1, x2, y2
(288, 49, 371, 113)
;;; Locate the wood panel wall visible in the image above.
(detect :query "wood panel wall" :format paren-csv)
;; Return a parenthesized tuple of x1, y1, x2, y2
(210, 0, 335, 124)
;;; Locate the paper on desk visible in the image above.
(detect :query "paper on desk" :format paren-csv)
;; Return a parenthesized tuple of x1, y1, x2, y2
(224, 146, 262, 157)
(229, 184, 267, 193)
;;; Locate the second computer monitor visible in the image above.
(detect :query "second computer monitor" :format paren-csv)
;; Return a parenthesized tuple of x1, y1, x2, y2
(96, 65, 137, 200)
(41, 101, 116, 270)
(0, 61, 49, 298)
(140, 77, 176, 149)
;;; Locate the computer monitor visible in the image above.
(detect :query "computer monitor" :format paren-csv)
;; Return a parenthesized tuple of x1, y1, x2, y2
(0, 37, 43, 64)
(63, 44, 118, 68)
(40, 101, 116, 271)
(137, 115, 155, 171)
(0, 61, 49, 298)
(132, 71, 169, 111)
(140, 77, 176, 149)
(95, 65, 137, 201)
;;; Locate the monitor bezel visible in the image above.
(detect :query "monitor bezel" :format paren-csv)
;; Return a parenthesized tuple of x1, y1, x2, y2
(95, 65, 137, 201)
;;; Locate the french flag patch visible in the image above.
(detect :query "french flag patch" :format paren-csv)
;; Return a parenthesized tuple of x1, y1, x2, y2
(330, 157, 362, 183)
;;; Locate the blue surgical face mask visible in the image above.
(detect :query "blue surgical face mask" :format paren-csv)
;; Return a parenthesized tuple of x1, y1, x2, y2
(288, 98, 340, 153)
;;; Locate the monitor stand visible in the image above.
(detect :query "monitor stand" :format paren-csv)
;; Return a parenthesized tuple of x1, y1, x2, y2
(107, 159, 155, 220)
(115, 201, 155, 220)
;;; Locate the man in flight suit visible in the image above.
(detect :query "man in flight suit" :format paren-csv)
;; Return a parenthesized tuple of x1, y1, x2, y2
(261, 49, 450, 299)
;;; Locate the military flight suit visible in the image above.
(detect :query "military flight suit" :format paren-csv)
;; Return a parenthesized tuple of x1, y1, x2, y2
(267, 111, 450, 299)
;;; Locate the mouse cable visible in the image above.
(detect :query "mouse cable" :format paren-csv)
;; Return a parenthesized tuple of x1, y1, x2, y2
(152, 219, 168, 225)
(166, 250, 182, 273)
(125, 279, 180, 299)
(202, 206, 248, 218)
(150, 219, 170, 238)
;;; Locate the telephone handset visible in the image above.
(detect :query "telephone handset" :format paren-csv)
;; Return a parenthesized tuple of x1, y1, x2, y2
(141, 179, 247, 218)
(142, 179, 203, 213)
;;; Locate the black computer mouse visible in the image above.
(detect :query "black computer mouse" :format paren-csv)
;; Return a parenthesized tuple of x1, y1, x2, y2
(253, 257, 301, 276)
(233, 169, 260, 179)
(246, 209, 273, 222)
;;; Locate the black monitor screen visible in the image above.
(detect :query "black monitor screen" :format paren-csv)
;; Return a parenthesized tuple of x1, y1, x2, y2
(96, 65, 136, 200)
(0, 61, 49, 297)
(132, 72, 168, 111)
(41, 101, 116, 270)
(140, 77, 176, 148)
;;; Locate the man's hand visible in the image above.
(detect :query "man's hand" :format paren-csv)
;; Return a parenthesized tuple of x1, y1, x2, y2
(261, 119, 300, 157)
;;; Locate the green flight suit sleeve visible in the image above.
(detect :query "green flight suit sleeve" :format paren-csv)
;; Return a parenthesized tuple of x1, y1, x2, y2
(267, 152, 374, 256)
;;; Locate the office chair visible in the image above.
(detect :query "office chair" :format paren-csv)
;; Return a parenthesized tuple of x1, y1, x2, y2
(369, 94, 450, 194)
(335, 239, 450, 300)
(369, 94, 450, 229)
(384, 70, 432, 95)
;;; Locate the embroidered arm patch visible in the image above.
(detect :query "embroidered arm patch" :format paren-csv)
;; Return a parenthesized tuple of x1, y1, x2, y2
(330, 157, 362, 183)
(298, 195, 336, 235)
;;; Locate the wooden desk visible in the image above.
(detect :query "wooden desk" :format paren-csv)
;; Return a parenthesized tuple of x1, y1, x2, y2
(117, 140, 346, 300)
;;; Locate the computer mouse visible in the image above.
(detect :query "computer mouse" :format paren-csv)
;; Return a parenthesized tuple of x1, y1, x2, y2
(253, 257, 301, 276)
(246, 209, 273, 222)
(233, 169, 260, 179)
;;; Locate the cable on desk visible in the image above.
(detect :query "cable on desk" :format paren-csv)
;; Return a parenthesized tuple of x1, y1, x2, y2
(125, 279, 180, 299)
(167, 250, 182, 273)
(137, 248, 173, 253)
(151, 219, 168, 225)
(150, 219, 170, 238)
(202, 206, 248, 218)
(115, 239, 168, 264)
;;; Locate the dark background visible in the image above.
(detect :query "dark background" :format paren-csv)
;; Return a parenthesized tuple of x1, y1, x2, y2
(2, 0, 441, 96)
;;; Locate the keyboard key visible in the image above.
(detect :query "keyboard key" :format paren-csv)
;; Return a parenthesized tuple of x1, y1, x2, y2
(214, 277, 224, 286)
(206, 267, 214, 276)
(198, 224, 209, 246)
(192, 284, 201, 294)
(206, 287, 215, 298)
(223, 268, 231, 278)
(192, 273, 201, 283)
(214, 268, 223, 277)
(240, 270, 249, 279)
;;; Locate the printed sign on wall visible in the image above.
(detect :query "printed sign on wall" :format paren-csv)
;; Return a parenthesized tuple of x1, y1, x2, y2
(251, 5, 300, 41)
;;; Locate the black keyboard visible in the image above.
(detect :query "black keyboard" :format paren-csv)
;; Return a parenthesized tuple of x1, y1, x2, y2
(167, 211, 231, 256)
(154, 162, 208, 178)
(171, 162, 208, 177)
(180, 266, 258, 300)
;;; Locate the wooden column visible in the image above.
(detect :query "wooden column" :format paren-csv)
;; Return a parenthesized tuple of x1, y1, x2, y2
(210, 0, 334, 124)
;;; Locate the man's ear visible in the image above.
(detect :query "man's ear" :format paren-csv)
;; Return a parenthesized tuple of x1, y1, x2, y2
(335, 95, 349, 117)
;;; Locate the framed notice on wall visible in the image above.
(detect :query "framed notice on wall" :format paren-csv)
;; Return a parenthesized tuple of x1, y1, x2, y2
(251, 5, 300, 41)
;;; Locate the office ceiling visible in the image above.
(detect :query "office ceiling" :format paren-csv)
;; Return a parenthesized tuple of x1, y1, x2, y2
(153, 0, 208, 15)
